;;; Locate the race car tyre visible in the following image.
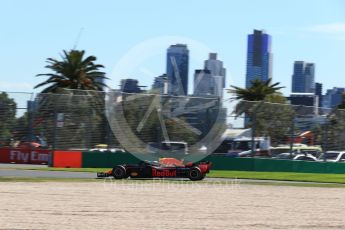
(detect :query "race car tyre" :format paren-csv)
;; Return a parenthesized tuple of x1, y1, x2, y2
(112, 166, 126, 179)
(188, 167, 203, 181)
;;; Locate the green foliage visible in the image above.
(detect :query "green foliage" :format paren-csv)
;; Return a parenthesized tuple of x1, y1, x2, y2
(12, 112, 29, 141)
(229, 79, 284, 101)
(264, 92, 288, 103)
(234, 100, 295, 145)
(33, 49, 109, 147)
(35, 50, 108, 92)
(165, 118, 198, 144)
(0, 92, 17, 144)
(323, 109, 345, 151)
(230, 80, 293, 145)
(121, 94, 200, 146)
(33, 90, 107, 149)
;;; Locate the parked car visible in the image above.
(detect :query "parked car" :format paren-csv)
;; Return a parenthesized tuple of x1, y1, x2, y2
(273, 152, 317, 161)
(273, 152, 296, 160)
(318, 151, 345, 162)
(293, 154, 317, 161)
(213, 137, 269, 157)
(270, 144, 322, 157)
(90, 144, 126, 153)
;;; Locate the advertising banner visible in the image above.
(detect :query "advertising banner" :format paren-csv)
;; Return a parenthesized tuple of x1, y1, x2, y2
(0, 148, 50, 164)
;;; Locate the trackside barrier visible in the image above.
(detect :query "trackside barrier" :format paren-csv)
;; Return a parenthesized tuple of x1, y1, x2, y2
(53, 150, 82, 168)
(202, 156, 345, 174)
(50, 151, 156, 168)
(48, 151, 345, 174)
(0, 148, 50, 164)
(81, 151, 145, 168)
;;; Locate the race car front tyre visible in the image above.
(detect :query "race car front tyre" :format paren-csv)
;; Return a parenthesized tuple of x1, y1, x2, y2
(188, 167, 203, 181)
(112, 166, 127, 179)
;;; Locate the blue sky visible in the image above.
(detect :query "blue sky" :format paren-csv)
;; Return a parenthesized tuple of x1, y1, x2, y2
(1, 0, 345, 97)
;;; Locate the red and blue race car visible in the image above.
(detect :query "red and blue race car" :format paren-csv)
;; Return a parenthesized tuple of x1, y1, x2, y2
(97, 158, 211, 181)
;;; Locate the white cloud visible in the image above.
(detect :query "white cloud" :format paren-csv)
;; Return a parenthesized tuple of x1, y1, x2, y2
(309, 22, 345, 34)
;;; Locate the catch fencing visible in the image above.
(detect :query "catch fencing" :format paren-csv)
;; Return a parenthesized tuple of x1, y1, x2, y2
(0, 90, 345, 155)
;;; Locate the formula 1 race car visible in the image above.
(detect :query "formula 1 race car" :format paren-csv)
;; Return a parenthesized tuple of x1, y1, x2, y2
(97, 158, 212, 181)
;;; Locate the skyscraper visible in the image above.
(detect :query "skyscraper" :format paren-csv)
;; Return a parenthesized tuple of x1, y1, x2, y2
(291, 61, 315, 93)
(245, 29, 272, 88)
(120, 79, 144, 93)
(152, 74, 168, 94)
(204, 53, 226, 97)
(323, 87, 345, 108)
(315, 82, 323, 107)
(166, 44, 189, 96)
(193, 69, 214, 96)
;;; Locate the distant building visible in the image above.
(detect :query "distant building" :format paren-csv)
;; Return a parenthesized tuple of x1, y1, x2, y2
(182, 97, 227, 139)
(291, 61, 315, 93)
(152, 74, 168, 94)
(166, 44, 189, 96)
(204, 53, 226, 97)
(288, 93, 318, 107)
(245, 29, 272, 88)
(322, 87, 345, 108)
(193, 69, 214, 96)
(315, 82, 323, 107)
(120, 79, 144, 93)
(288, 93, 319, 114)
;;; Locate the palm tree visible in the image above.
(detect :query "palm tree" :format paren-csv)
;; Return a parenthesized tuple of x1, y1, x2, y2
(228, 78, 284, 101)
(34, 50, 108, 93)
(228, 79, 290, 142)
(34, 50, 109, 148)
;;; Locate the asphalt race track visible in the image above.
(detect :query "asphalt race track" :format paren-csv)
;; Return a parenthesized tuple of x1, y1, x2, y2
(0, 164, 95, 179)
(0, 163, 335, 185)
(0, 163, 239, 182)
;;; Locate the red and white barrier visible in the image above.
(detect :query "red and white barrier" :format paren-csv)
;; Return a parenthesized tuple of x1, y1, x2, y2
(0, 148, 50, 164)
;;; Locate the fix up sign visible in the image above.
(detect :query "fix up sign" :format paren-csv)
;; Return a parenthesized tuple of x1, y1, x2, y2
(0, 148, 50, 164)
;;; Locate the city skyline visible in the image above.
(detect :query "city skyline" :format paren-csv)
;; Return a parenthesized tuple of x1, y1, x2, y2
(0, 0, 345, 98)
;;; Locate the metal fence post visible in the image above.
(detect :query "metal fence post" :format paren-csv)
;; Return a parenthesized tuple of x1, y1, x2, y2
(251, 111, 256, 155)
(289, 118, 295, 157)
(251, 101, 263, 155)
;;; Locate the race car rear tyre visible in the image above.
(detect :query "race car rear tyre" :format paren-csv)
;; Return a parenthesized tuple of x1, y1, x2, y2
(112, 166, 126, 179)
(188, 167, 203, 181)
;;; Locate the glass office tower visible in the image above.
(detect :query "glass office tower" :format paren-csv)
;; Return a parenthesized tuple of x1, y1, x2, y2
(245, 30, 272, 88)
(166, 44, 189, 95)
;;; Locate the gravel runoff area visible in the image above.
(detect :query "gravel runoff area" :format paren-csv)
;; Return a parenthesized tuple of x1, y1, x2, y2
(1, 181, 345, 230)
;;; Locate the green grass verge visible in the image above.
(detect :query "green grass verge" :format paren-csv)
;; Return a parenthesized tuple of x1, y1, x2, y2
(209, 170, 345, 184)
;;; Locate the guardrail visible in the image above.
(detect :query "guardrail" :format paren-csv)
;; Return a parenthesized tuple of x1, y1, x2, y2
(57, 151, 345, 174)
(4, 149, 345, 174)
